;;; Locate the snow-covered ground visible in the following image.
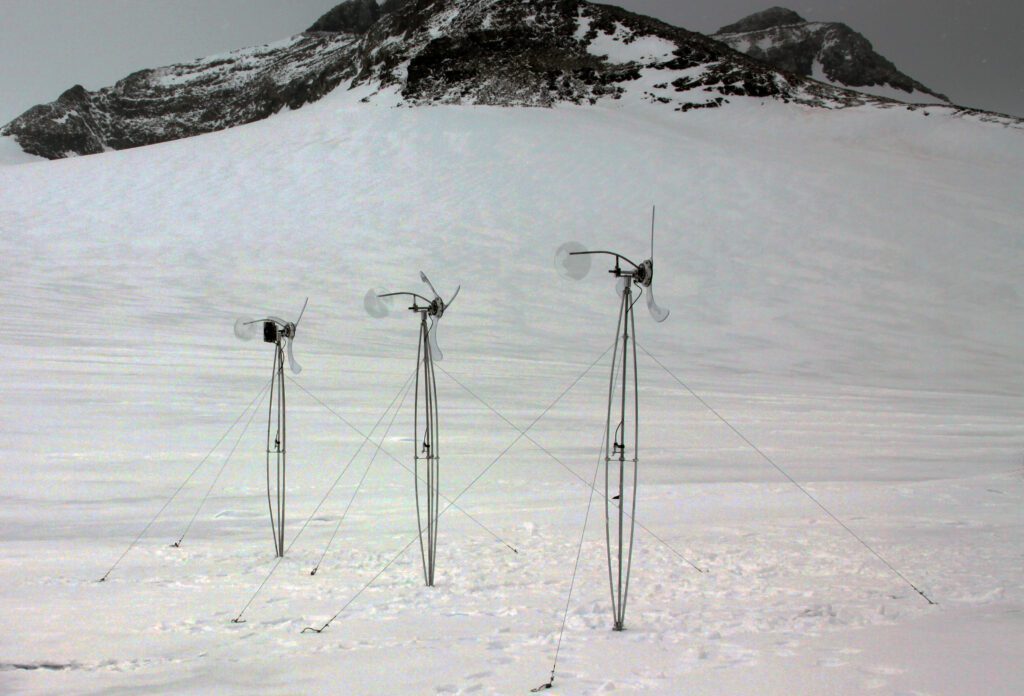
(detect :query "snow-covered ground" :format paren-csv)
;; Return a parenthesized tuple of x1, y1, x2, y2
(0, 87, 1022, 694)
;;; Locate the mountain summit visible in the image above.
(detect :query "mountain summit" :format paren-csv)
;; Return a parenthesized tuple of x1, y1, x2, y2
(0, 0, 999, 160)
(711, 7, 949, 103)
(716, 7, 805, 35)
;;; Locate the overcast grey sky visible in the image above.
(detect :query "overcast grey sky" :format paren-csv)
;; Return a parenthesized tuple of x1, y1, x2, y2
(1, 0, 1021, 126)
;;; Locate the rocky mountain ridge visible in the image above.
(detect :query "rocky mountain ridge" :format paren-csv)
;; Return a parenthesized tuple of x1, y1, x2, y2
(2, 0, 1015, 160)
(712, 6, 949, 103)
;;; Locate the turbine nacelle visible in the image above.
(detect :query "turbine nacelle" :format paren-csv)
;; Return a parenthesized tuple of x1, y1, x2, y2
(261, 320, 295, 344)
(365, 272, 460, 360)
(554, 241, 669, 323)
(233, 298, 308, 374)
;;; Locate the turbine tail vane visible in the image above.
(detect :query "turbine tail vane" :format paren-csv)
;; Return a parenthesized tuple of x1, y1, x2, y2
(364, 288, 394, 318)
(554, 241, 591, 280)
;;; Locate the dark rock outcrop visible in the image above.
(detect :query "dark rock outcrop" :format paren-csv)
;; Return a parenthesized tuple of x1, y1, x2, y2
(717, 7, 805, 35)
(11, 85, 107, 158)
(712, 7, 949, 102)
(351, 0, 817, 109)
(2, 30, 364, 158)
(308, 0, 412, 34)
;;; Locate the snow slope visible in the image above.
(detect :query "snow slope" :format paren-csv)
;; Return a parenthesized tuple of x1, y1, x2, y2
(0, 87, 1022, 694)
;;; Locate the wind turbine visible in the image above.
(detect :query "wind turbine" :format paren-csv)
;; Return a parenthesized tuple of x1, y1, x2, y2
(555, 209, 669, 631)
(365, 273, 459, 586)
(233, 298, 308, 558)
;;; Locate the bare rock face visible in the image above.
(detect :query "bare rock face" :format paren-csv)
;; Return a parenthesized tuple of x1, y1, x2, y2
(382, 0, 795, 108)
(308, 0, 409, 33)
(11, 85, 107, 157)
(712, 7, 949, 103)
(717, 7, 805, 35)
(1, 0, 961, 160)
(1, 30, 364, 159)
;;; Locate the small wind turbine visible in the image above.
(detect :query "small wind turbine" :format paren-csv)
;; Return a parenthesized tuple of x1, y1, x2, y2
(233, 298, 308, 558)
(365, 273, 460, 587)
(555, 208, 669, 631)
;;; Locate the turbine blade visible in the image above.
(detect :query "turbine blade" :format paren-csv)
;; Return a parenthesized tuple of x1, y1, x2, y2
(427, 319, 444, 362)
(646, 286, 670, 323)
(446, 285, 461, 308)
(286, 337, 302, 374)
(420, 271, 440, 300)
(294, 297, 309, 328)
(650, 205, 656, 262)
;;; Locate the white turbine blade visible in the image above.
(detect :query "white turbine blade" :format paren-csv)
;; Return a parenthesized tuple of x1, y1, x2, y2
(234, 317, 258, 340)
(650, 205, 656, 263)
(427, 319, 444, 362)
(286, 337, 303, 374)
(446, 284, 461, 309)
(420, 271, 441, 299)
(294, 297, 309, 328)
(646, 286, 670, 323)
(555, 241, 590, 280)
(364, 288, 393, 318)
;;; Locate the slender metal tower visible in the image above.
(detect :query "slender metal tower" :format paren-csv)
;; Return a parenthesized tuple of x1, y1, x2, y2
(365, 274, 459, 586)
(555, 212, 669, 630)
(234, 299, 307, 557)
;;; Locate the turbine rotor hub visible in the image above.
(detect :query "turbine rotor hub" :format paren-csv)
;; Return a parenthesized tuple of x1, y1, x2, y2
(635, 259, 654, 287)
(262, 320, 296, 344)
